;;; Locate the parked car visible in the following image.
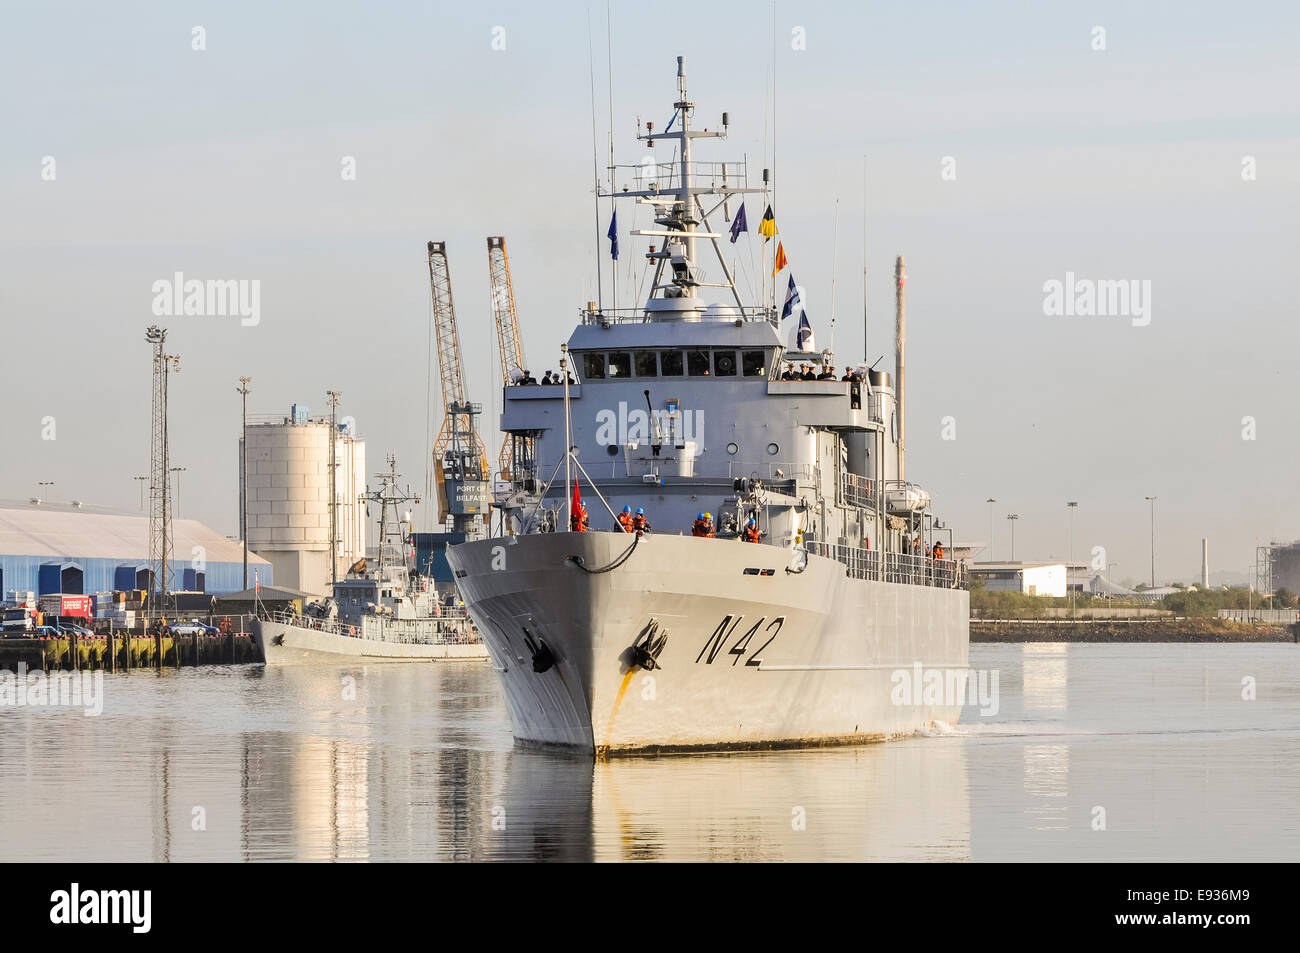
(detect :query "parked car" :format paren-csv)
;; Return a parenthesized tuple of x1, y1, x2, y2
(167, 620, 219, 636)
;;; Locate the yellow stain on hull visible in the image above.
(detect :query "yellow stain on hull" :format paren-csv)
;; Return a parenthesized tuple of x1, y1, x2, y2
(597, 667, 638, 757)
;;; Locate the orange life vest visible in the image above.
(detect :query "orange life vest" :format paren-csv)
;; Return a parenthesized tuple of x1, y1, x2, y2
(617, 512, 633, 532)
(743, 525, 760, 543)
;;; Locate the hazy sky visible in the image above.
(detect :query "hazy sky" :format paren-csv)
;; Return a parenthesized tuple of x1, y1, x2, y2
(3, 1, 1297, 586)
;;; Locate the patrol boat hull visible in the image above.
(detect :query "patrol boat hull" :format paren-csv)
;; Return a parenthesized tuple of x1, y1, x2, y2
(446, 531, 969, 755)
(251, 617, 489, 665)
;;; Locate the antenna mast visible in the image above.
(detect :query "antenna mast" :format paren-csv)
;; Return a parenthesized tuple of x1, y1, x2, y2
(326, 389, 341, 587)
(145, 325, 178, 611)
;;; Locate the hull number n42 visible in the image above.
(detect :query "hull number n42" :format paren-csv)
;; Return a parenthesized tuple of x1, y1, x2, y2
(695, 615, 786, 667)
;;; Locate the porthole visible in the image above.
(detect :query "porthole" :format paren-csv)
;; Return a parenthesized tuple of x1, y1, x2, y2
(766, 443, 779, 455)
(726, 442, 739, 455)
(606, 444, 618, 456)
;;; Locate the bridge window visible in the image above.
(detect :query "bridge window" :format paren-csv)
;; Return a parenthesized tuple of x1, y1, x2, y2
(583, 353, 606, 379)
(635, 351, 658, 377)
(609, 352, 632, 378)
(742, 350, 767, 377)
(660, 350, 684, 376)
(687, 349, 711, 376)
(714, 350, 737, 376)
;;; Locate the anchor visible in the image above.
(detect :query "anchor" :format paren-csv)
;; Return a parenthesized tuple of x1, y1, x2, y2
(522, 626, 554, 673)
(627, 618, 669, 671)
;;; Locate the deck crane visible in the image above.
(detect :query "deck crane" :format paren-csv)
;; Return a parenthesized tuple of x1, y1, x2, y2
(486, 236, 535, 482)
(426, 241, 489, 538)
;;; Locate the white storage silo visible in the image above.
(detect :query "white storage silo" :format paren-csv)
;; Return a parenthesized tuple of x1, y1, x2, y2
(241, 406, 366, 596)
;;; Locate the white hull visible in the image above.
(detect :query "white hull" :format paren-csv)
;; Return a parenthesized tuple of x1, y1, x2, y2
(446, 531, 969, 754)
(251, 617, 489, 665)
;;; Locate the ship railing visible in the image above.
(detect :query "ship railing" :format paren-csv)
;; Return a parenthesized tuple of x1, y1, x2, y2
(261, 607, 355, 639)
(839, 472, 876, 509)
(726, 462, 816, 486)
(608, 158, 753, 194)
(380, 618, 483, 646)
(259, 607, 481, 645)
(804, 543, 962, 589)
(579, 306, 777, 326)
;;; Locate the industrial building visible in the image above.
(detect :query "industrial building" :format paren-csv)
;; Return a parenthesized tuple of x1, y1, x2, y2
(1264, 540, 1300, 595)
(241, 404, 366, 597)
(0, 499, 272, 597)
(968, 562, 1068, 597)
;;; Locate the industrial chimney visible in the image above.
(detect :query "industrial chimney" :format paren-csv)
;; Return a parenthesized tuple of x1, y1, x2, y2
(1202, 538, 1210, 589)
(895, 255, 906, 482)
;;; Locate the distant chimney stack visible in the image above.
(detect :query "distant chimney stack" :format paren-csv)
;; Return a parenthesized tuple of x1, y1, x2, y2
(1202, 538, 1210, 589)
(895, 256, 906, 482)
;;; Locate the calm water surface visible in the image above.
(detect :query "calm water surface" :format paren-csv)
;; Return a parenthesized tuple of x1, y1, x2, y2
(2, 643, 1297, 861)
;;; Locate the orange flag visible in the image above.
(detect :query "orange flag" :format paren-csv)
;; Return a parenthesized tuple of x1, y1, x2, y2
(772, 241, 788, 276)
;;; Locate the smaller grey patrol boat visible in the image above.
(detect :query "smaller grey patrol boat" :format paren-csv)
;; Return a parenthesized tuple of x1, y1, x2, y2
(252, 457, 487, 664)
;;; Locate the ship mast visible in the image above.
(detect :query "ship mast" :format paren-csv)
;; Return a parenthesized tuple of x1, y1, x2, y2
(367, 455, 419, 573)
(601, 56, 769, 321)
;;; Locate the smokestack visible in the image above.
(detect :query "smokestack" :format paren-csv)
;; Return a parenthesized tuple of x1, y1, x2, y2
(895, 256, 906, 482)
(1202, 538, 1210, 589)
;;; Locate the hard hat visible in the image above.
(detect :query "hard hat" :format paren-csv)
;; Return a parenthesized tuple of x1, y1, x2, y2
(636, 507, 644, 515)
(697, 513, 705, 520)
(704, 513, 712, 520)
(622, 505, 631, 512)
(747, 518, 756, 526)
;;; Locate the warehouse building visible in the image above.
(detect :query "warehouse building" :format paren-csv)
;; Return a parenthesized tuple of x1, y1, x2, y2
(0, 499, 272, 597)
(967, 562, 1067, 597)
(240, 404, 366, 597)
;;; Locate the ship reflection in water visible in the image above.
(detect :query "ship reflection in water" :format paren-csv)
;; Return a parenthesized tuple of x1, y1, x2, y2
(1, 644, 1298, 862)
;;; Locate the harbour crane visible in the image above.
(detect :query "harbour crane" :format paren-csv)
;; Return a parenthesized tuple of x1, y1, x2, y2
(426, 241, 489, 537)
(486, 236, 535, 481)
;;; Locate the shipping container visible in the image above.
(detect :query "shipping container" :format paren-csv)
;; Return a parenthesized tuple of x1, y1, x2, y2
(38, 593, 93, 619)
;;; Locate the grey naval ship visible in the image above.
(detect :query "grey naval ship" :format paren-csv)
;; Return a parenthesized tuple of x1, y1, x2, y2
(446, 57, 969, 754)
(253, 458, 487, 664)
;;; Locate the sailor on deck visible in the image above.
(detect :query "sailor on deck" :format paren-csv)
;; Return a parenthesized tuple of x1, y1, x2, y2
(631, 507, 650, 536)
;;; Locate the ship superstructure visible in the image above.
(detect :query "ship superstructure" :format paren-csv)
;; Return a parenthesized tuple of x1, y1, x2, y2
(446, 57, 968, 753)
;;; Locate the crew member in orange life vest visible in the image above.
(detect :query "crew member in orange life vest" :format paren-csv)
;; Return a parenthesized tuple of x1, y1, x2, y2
(630, 507, 650, 536)
(617, 505, 633, 532)
(932, 542, 945, 561)
(692, 513, 715, 537)
(570, 499, 589, 532)
(743, 518, 761, 543)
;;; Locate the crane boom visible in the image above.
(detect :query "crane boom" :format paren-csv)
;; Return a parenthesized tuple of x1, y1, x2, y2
(426, 241, 489, 531)
(487, 236, 530, 478)
(428, 241, 469, 457)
